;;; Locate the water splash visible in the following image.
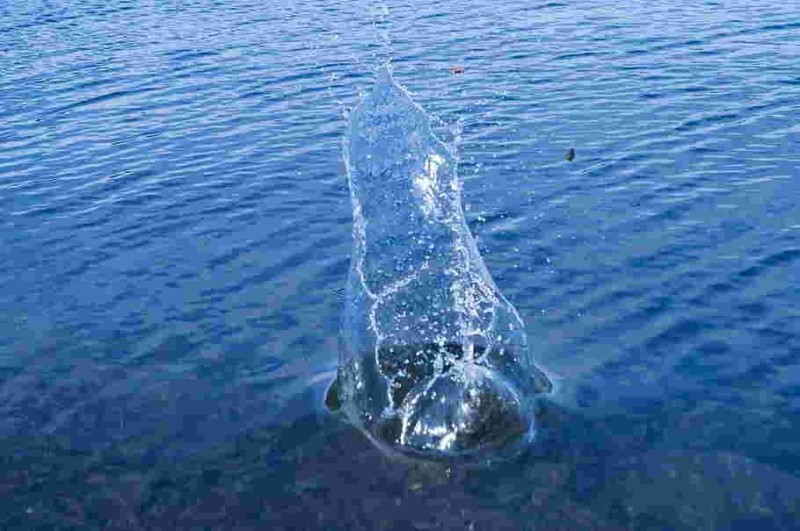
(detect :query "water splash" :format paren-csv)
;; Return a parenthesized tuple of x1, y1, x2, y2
(328, 66, 551, 457)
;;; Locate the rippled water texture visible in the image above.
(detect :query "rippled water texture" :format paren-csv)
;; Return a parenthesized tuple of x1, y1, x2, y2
(333, 67, 551, 456)
(1, 0, 799, 528)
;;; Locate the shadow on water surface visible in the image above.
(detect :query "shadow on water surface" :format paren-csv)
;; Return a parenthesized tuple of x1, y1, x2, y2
(3, 382, 800, 530)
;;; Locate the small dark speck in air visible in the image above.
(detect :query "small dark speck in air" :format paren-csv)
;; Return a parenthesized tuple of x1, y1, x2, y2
(565, 147, 576, 161)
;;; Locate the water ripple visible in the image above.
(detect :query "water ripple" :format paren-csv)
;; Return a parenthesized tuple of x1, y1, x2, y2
(0, 0, 798, 489)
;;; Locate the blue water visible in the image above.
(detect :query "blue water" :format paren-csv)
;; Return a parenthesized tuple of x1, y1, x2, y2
(2, 0, 800, 528)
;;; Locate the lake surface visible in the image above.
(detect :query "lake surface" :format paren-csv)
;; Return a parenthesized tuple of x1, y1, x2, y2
(2, 0, 800, 528)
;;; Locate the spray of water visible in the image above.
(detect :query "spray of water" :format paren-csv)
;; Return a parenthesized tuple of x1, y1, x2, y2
(329, 66, 551, 457)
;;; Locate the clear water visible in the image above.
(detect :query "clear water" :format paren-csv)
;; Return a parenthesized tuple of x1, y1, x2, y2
(334, 67, 550, 456)
(2, 0, 800, 528)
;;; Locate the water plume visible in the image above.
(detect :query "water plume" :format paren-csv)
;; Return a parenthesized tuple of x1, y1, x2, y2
(327, 66, 551, 457)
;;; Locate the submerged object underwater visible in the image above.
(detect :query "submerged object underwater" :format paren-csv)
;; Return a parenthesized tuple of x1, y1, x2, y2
(327, 66, 551, 458)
